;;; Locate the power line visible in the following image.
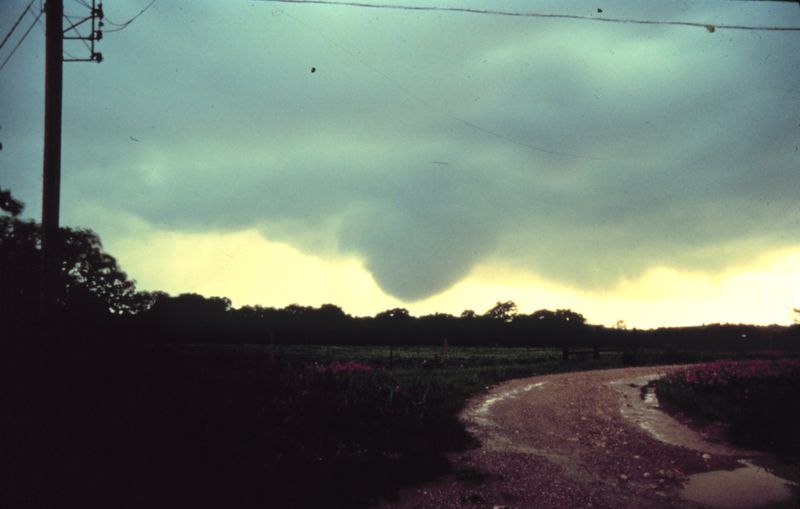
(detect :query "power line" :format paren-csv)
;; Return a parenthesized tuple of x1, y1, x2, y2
(259, 0, 800, 32)
(103, 0, 158, 33)
(717, 0, 800, 2)
(719, 0, 800, 3)
(0, 0, 36, 51)
(0, 8, 43, 73)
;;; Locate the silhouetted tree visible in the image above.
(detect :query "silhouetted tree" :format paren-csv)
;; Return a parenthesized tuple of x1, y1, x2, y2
(1, 188, 151, 322)
(57, 227, 153, 315)
(525, 308, 586, 326)
(483, 301, 517, 323)
(553, 308, 586, 325)
(0, 188, 24, 216)
(144, 293, 233, 342)
(420, 312, 455, 320)
(527, 309, 556, 323)
(149, 293, 232, 319)
(375, 308, 411, 321)
(316, 303, 348, 321)
(283, 303, 315, 316)
(0, 197, 39, 321)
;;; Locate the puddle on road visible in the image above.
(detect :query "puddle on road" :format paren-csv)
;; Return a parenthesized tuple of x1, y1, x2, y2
(463, 380, 583, 469)
(611, 375, 743, 456)
(470, 381, 547, 427)
(611, 375, 800, 509)
(683, 460, 799, 509)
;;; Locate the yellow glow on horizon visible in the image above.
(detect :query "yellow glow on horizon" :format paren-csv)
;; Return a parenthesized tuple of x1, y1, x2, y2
(604, 250, 800, 328)
(108, 227, 799, 329)
(395, 250, 800, 328)
(111, 228, 403, 314)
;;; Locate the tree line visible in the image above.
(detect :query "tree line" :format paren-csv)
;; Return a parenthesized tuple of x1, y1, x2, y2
(2, 188, 798, 350)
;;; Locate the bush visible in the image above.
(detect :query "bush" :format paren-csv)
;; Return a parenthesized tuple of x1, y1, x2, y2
(655, 360, 800, 457)
(3, 345, 475, 509)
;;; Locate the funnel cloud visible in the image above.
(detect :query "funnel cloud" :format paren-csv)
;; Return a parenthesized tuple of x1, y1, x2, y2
(1, 0, 799, 302)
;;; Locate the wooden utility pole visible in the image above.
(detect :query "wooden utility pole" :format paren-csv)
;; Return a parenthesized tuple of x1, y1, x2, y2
(41, 0, 64, 315)
(40, 0, 102, 315)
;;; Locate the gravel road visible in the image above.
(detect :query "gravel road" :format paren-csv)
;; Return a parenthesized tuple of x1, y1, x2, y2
(376, 366, 750, 509)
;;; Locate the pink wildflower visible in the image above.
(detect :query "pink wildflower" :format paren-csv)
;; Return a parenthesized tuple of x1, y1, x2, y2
(327, 361, 374, 374)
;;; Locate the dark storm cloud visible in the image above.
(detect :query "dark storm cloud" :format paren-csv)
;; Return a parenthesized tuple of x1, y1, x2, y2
(3, 0, 800, 300)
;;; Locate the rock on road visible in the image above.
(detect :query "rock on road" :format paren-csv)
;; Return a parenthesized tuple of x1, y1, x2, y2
(376, 366, 748, 509)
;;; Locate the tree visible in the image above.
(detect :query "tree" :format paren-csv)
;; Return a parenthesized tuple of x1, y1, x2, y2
(526, 308, 586, 326)
(57, 227, 154, 315)
(0, 197, 40, 320)
(554, 309, 586, 326)
(375, 308, 411, 321)
(0, 188, 23, 217)
(149, 293, 232, 319)
(282, 303, 315, 316)
(316, 303, 348, 320)
(484, 301, 517, 322)
(0, 188, 151, 320)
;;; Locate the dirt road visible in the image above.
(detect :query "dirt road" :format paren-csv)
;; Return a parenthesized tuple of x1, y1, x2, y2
(376, 366, 791, 509)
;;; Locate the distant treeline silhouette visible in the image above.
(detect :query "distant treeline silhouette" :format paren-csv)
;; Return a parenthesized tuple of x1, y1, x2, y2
(2, 187, 798, 351)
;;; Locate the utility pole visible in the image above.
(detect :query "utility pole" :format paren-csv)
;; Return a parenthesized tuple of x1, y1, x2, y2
(41, 0, 64, 316)
(40, 0, 103, 316)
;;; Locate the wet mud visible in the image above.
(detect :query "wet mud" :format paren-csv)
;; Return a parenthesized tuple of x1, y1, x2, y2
(612, 375, 800, 509)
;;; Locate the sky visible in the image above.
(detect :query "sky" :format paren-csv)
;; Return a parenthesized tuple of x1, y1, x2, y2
(1, 0, 799, 328)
